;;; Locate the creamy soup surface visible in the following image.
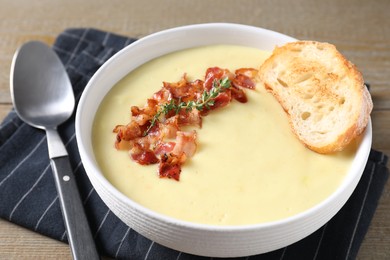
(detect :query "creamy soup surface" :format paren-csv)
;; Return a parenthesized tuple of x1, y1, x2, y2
(93, 45, 358, 226)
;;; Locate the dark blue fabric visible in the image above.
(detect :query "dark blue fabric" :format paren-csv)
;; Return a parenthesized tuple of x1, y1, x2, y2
(0, 28, 388, 260)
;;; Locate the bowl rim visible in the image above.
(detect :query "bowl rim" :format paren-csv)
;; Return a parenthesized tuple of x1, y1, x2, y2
(76, 22, 372, 232)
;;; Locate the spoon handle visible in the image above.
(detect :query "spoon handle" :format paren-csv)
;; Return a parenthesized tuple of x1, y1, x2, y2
(50, 155, 100, 260)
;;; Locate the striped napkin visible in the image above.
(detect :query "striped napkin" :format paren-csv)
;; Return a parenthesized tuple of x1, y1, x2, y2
(0, 28, 388, 260)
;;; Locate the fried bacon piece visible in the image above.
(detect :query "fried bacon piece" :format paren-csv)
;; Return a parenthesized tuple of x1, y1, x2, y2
(178, 109, 202, 127)
(230, 86, 247, 103)
(231, 68, 259, 102)
(113, 122, 142, 149)
(113, 66, 258, 180)
(204, 67, 235, 91)
(163, 75, 204, 102)
(154, 141, 176, 156)
(130, 99, 159, 125)
(130, 143, 159, 165)
(234, 68, 258, 89)
(172, 131, 197, 158)
(159, 153, 185, 181)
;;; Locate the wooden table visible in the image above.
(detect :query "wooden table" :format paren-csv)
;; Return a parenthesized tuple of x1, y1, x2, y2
(1, 0, 389, 259)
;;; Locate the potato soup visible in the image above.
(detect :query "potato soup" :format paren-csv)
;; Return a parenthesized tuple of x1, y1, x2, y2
(92, 45, 357, 226)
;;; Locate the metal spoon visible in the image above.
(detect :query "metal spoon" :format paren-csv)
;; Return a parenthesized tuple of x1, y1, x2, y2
(10, 41, 100, 260)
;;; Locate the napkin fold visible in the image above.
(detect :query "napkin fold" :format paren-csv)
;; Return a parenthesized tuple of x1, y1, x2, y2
(0, 28, 388, 260)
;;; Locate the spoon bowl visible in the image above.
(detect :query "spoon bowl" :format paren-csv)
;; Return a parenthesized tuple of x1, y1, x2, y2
(11, 41, 74, 129)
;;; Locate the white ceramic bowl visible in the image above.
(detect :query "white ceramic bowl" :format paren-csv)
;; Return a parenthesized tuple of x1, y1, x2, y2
(76, 23, 372, 257)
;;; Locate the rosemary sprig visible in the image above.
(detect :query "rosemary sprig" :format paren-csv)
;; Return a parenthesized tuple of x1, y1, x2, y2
(143, 77, 231, 136)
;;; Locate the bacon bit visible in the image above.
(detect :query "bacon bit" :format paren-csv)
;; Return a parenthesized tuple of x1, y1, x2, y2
(113, 66, 258, 181)
(233, 68, 258, 90)
(159, 153, 185, 181)
(163, 75, 204, 102)
(154, 141, 176, 156)
(130, 143, 159, 165)
(130, 99, 159, 125)
(233, 74, 256, 90)
(212, 92, 232, 109)
(159, 116, 179, 139)
(153, 88, 171, 103)
(113, 121, 142, 146)
(178, 109, 202, 127)
(200, 91, 232, 117)
(204, 67, 234, 90)
(231, 86, 248, 103)
(172, 131, 197, 158)
(235, 68, 258, 79)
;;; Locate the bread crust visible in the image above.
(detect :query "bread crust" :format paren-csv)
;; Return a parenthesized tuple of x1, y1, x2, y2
(259, 41, 373, 154)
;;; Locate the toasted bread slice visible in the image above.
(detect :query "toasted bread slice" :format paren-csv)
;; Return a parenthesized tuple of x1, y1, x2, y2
(258, 41, 373, 153)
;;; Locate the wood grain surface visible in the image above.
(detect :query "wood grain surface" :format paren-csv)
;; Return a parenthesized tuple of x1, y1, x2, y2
(0, 0, 389, 259)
